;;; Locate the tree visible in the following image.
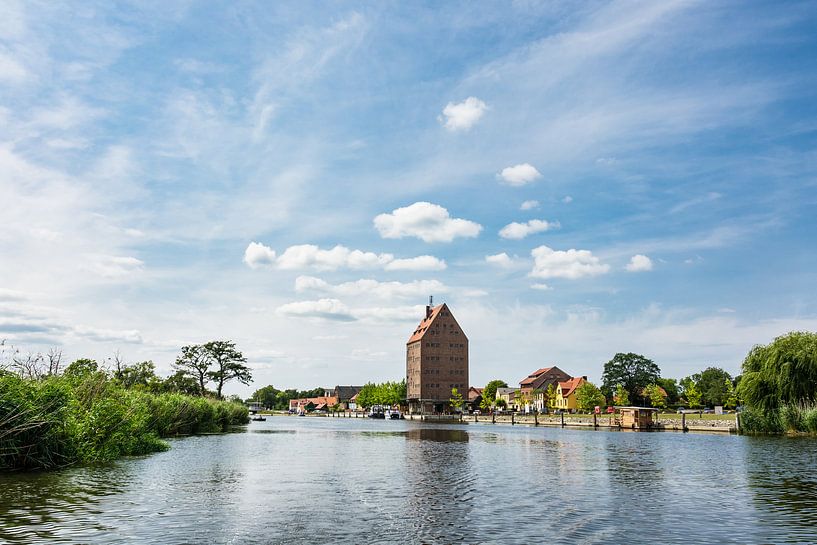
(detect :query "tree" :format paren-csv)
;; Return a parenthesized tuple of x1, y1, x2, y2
(449, 387, 464, 413)
(656, 378, 680, 404)
(203, 340, 252, 399)
(252, 385, 280, 408)
(738, 331, 817, 412)
(515, 390, 531, 412)
(542, 384, 557, 412)
(685, 382, 702, 409)
(614, 384, 630, 406)
(724, 378, 738, 410)
(575, 382, 605, 412)
(697, 367, 733, 407)
(162, 370, 200, 395)
(645, 384, 667, 410)
(64, 358, 100, 378)
(479, 395, 493, 413)
(495, 398, 507, 410)
(601, 353, 660, 405)
(117, 361, 159, 389)
(482, 379, 508, 405)
(174, 345, 210, 396)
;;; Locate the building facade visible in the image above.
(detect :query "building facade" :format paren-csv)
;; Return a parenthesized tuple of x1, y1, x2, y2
(406, 303, 469, 414)
(555, 376, 587, 412)
(518, 366, 572, 412)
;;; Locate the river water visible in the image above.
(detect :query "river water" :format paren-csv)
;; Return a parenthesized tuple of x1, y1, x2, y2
(1, 417, 816, 544)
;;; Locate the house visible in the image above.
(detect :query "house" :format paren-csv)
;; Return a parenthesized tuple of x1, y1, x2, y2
(289, 395, 339, 412)
(323, 385, 364, 409)
(617, 407, 658, 429)
(495, 387, 516, 410)
(406, 300, 469, 414)
(554, 376, 587, 412)
(467, 386, 483, 411)
(518, 366, 572, 412)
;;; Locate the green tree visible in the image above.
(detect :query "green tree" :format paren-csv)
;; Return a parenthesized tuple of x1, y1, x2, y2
(697, 367, 733, 407)
(724, 378, 738, 410)
(449, 387, 464, 413)
(656, 378, 680, 404)
(173, 345, 210, 396)
(495, 398, 507, 410)
(614, 384, 630, 406)
(479, 395, 493, 413)
(738, 331, 817, 412)
(482, 379, 508, 405)
(161, 370, 200, 396)
(252, 385, 280, 408)
(601, 353, 660, 405)
(575, 382, 605, 412)
(685, 382, 702, 409)
(645, 384, 667, 410)
(117, 361, 159, 390)
(515, 390, 531, 412)
(203, 340, 251, 399)
(542, 384, 557, 412)
(63, 358, 99, 378)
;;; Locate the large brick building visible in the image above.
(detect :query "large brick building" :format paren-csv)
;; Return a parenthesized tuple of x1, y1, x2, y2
(406, 302, 469, 414)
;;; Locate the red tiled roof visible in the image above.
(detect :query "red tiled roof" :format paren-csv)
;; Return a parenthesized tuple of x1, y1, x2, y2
(407, 304, 445, 344)
(558, 376, 585, 398)
(520, 367, 555, 386)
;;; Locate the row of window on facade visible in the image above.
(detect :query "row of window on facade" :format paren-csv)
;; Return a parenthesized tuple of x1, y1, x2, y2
(428, 329, 459, 335)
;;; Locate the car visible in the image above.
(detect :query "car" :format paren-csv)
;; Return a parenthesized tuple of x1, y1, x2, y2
(676, 407, 686, 413)
(703, 408, 715, 414)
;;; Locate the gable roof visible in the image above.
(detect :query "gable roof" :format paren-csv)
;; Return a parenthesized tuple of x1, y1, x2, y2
(407, 303, 466, 344)
(519, 366, 571, 390)
(558, 377, 586, 398)
(520, 367, 555, 386)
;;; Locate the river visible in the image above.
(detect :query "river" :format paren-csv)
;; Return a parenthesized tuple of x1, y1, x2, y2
(1, 417, 816, 544)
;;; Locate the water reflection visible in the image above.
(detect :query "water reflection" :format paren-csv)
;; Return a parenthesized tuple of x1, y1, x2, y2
(1, 419, 817, 544)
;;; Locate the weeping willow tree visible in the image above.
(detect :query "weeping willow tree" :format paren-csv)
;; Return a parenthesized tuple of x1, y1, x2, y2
(738, 331, 817, 412)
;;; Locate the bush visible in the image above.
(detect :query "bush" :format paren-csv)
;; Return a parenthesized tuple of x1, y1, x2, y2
(1, 373, 249, 470)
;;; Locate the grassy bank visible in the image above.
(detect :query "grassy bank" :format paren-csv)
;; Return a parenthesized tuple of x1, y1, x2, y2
(0, 371, 249, 471)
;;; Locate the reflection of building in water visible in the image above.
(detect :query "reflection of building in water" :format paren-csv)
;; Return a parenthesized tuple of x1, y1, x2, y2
(404, 426, 473, 543)
(406, 300, 469, 414)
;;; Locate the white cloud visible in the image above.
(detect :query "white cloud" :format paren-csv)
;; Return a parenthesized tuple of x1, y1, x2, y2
(485, 252, 513, 267)
(373, 202, 482, 243)
(85, 255, 144, 279)
(530, 283, 553, 291)
(520, 200, 540, 210)
(439, 96, 487, 131)
(73, 326, 143, 344)
(295, 276, 447, 299)
(243, 242, 445, 271)
(384, 255, 447, 271)
(529, 246, 610, 279)
(498, 163, 541, 186)
(243, 241, 277, 269)
(276, 298, 356, 321)
(499, 219, 560, 240)
(625, 254, 653, 272)
(562, 196, 573, 204)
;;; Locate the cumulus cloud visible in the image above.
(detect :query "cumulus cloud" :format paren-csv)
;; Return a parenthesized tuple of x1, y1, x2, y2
(485, 252, 514, 267)
(373, 202, 482, 243)
(520, 200, 540, 211)
(276, 298, 356, 321)
(498, 163, 541, 186)
(243, 242, 445, 271)
(563, 196, 573, 204)
(73, 326, 143, 344)
(626, 254, 654, 272)
(499, 219, 560, 240)
(243, 241, 277, 269)
(439, 96, 487, 131)
(295, 276, 447, 299)
(529, 245, 610, 279)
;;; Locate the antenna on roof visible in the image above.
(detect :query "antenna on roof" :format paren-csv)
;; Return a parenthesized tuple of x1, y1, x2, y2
(429, 295, 433, 307)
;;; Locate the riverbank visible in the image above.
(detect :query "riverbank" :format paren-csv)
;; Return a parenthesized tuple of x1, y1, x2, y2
(0, 372, 249, 471)
(269, 410, 738, 433)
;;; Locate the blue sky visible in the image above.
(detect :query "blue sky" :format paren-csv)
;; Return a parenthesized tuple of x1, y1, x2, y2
(2, 1, 816, 396)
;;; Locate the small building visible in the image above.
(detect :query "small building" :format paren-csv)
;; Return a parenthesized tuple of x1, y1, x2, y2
(555, 376, 587, 412)
(289, 395, 339, 412)
(324, 385, 364, 409)
(519, 366, 572, 412)
(467, 386, 483, 412)
(617, 407, 659, 429)
(495, 387, 516, 409)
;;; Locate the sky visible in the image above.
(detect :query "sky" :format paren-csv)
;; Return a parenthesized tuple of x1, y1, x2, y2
(2, 0, 817, 397)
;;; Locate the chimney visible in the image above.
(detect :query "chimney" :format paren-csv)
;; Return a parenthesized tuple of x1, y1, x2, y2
(426, 295, 433, 319)
(425, 305, 432, 319)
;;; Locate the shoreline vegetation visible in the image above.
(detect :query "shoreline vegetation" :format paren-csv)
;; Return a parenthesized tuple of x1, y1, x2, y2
(1, 342, 250, 471)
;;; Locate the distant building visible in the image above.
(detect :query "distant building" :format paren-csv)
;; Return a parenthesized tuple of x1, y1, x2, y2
(495, 387, 516, 409)
(519, 366, 572, 412)
(467, 386, 483, 411)
(406, 301, 469, 414)
(324, 385, 364, 409)
(554, 376, 587, 412)
(289, 395, 338, 412)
